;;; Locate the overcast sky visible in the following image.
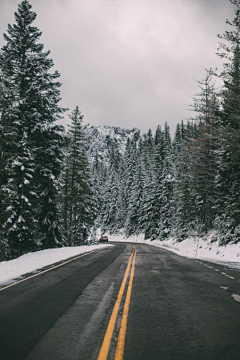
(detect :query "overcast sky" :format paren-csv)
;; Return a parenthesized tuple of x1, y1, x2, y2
(0, 0, 235, 135)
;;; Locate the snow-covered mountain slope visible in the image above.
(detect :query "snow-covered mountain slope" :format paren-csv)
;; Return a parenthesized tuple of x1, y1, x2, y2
(85, 125, 141, 162)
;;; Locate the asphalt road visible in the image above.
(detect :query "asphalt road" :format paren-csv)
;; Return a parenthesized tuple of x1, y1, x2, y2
(0, 242, 240, 360)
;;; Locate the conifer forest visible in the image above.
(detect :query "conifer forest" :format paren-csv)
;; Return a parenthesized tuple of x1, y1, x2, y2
(1, 0, 240, 260)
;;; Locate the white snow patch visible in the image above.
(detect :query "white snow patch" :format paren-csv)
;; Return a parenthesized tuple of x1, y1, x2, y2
(220, 286, 229, 290)
(0, 244, 112, 287)
(109, 231, 240, 270)
(231, 294, 240, 303)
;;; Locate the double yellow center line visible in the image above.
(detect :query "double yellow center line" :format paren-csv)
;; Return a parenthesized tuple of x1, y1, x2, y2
(97, 245, 137, 360)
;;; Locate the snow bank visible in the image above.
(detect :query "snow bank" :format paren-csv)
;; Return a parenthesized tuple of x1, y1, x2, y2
(110, 232, 240, 270)
(0, 244, 112, 287)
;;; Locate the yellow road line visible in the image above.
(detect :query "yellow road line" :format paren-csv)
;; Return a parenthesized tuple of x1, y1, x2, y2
(0, 249, 101, 292)
(97, 247, 135, 360)
(114, 246, 137, 360)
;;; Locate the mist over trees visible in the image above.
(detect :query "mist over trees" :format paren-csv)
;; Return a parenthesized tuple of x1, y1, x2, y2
(1, 0, 240, 260)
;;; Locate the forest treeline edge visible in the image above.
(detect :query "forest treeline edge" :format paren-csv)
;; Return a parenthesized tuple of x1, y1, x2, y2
(0, 0, 240, 260)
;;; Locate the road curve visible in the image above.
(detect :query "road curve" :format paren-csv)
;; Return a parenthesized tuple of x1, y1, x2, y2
(0, 242, 240, 360)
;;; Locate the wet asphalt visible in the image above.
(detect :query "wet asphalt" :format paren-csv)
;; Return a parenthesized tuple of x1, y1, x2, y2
(0, 242, 240, 360)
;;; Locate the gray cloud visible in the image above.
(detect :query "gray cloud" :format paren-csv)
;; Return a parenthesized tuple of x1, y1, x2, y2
(0, 0, 235, 134)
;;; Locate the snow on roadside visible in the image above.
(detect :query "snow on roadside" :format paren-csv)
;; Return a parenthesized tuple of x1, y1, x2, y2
(2, 231, 239, 288)
(0, 244, 112, 287)
(109, 232, 240, 270)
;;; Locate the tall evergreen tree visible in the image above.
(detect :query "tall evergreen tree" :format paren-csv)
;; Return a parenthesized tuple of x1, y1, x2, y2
(215, 0, 240, 242)
(150, 123, 175, 239)
(137, 130, 156, 238)
(0, 0, 66, 256)
(126, 157, 144, 236)
(62, 106, 94, 245)
(90, 154, 107, 233)
(174, 122, 199, 239)
(157, 123, 175, 238)
(188, 72, 219, 233)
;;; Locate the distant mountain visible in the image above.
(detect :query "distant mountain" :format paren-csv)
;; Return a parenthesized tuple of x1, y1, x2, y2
(85, 125, 141, 162)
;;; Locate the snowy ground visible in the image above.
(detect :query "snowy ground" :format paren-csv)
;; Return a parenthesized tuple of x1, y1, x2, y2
(109, 231, 240, 270)
(0, 244, 112, 287)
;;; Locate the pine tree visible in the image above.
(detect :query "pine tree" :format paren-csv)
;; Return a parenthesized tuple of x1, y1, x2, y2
(173, 122, 199, 239)
(90, 154, 105, 233)
(63, 106, 94, 245)
(160, 124, 175, 237)
(126, 156, 144, 236)
(0, 64, 19, 257)
(188, 72, 219, 233)
(102, 144, 125, 233)
(215, 0, 240, 243)
(0, 0, 66, 256)
(137, 130, 156, 238)
(122, 138, 138, 223)
(153, 123, 175, 239)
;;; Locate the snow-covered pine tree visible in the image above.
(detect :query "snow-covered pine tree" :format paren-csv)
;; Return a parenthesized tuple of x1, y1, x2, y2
(139, 126, 163, 239)
(173, 121, 199, 240)
(145, 125, 164, 239)
(138, 123, 175, 240)
(154, 125, 162, 146)
(126, 163, 144, 236)
(172, 122, 184, 166)
(138, 163, 155, 239)
(98, 172, 113, 233)
(0, 0, 66, 256)
(0, 63, 19, 257)
(89, 154, 109, 240)
(101, 144, 125, 233)
(154, 123, 175, 239)
(214, 1, 240, 243)
(136, 130, 155, 238)
(122, 138, 138, 224)
(63, 106, 95, 245)
(125, 138, 144, 236)
(188, 72, 219, 233)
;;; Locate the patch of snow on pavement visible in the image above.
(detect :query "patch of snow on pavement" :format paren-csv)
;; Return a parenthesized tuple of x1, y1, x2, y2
(109, 231, 240, 270)
(0, 244, 112, 287)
